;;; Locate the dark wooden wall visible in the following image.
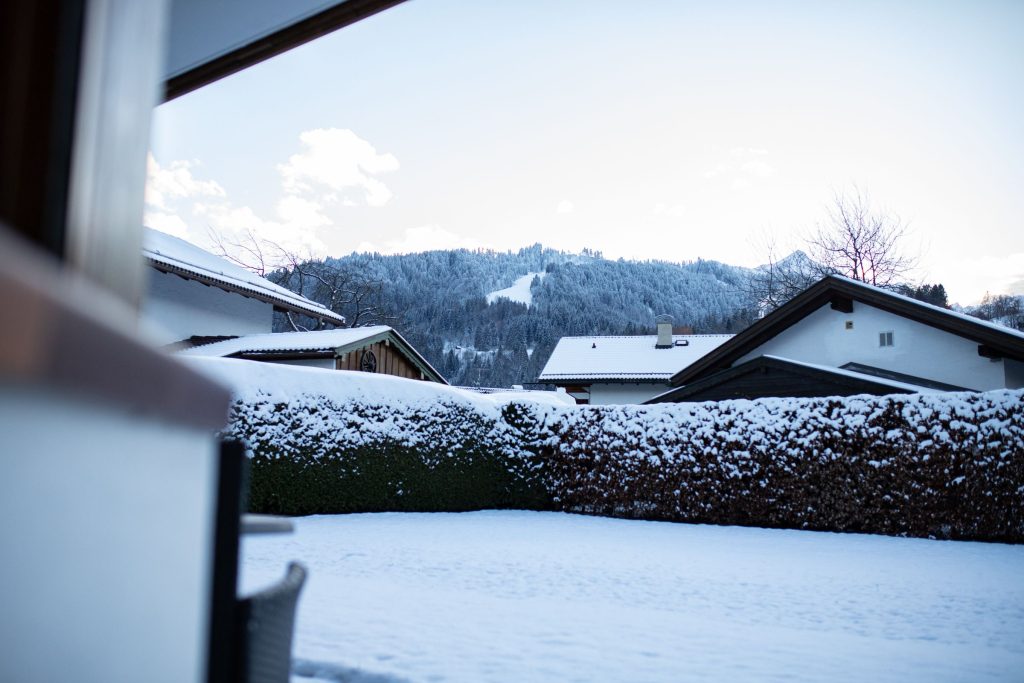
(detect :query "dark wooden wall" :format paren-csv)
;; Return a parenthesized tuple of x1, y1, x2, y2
(335, 341, 427, 381)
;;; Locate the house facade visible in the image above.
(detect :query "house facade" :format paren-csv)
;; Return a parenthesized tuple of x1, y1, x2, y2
(181, 326, 448, 384)
(538, 316, 733, 404)
(649, 275, 1024, 403)
(141, 228, 344, 345)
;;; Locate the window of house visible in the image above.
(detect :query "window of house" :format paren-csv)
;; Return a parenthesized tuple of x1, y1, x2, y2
(879, 331, 894, 347)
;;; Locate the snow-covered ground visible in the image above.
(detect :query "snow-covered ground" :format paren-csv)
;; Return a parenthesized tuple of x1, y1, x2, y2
(240, 511, 1024, 683)
(486, 272, 545, 307)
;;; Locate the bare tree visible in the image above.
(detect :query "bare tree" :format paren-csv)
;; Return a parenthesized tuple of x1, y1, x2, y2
(749, 189, 918, 312)
(808, 188, 916, 287)
(208, 229, 400, 331)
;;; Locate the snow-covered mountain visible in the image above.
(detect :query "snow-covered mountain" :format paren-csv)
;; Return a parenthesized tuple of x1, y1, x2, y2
(286, 245, 758, 387)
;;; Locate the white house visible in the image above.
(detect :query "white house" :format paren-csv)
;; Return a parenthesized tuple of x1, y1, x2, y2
(649, 275, 1024, 403)
(180, 326, 448, 384)
(141, 228, 344, 346)
(538, 316, 734, 404)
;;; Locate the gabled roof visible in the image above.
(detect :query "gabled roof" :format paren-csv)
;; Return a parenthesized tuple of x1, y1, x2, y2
(179, 326, 448, 384)
(670, 275, 1024, 386)
(648, 355, 939, 404)
(142, 229, 345, 325)
(538, 334, 734, 383)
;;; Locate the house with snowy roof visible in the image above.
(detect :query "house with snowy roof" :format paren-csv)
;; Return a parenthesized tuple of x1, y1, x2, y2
(181, 326, 448, 384)
(648, 275, 1024, 403)
(141, 228, 345, 346)
(538, 316, 734, 404)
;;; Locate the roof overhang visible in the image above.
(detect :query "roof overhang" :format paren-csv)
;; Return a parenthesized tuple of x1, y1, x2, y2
(146, 257, 345, 325)
(540, 375, 672, 385)
(649, 355, 924, 404)
(163, 0, 407, 101)
(670, 275, 1024, 386)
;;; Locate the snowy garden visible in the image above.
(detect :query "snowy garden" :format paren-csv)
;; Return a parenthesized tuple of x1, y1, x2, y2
(189, 358, 1024, 681)
(242, 511, 1024, 683)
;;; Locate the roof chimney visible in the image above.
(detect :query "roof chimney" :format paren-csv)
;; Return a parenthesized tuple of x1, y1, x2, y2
(655, 314, 673, 349)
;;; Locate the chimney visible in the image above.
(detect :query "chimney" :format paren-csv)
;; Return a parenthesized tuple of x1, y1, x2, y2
(655, 314, 673, 349)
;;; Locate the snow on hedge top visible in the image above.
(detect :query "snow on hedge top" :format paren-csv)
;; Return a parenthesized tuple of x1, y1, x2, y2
(539, 334, 734, 381)
(486, 272, 545, 307)
(179, 326, 393, 357)
(184, 356, 576, 409)
(143, 228, 344, 324)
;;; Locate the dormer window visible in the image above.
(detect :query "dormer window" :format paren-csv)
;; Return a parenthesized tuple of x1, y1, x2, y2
(879, 331, 894, 347)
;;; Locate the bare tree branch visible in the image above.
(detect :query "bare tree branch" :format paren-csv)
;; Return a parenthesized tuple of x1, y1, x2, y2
(206, 229, 400, 330)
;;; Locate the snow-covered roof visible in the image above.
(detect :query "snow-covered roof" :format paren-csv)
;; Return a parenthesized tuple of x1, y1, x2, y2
(179, 326, 392, 357)
(179, 326, 448, 384)
(538, 334, 734, 382)
(142, 229, 344, 325)
(828, 274, 1024, 341)
(673, 274, 1024, 386)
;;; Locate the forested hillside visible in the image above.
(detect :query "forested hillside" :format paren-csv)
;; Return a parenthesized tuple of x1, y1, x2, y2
(275, 245, 759, 387)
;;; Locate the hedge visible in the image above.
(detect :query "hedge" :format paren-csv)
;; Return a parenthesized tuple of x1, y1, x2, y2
(221, 385, 1024, 542)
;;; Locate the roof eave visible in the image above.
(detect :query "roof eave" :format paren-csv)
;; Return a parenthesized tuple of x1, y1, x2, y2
(669, 275, 1024, 386)
(147, 258, 345, 325)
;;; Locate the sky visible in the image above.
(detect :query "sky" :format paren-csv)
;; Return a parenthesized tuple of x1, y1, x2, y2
(148, 0, 1024, 305)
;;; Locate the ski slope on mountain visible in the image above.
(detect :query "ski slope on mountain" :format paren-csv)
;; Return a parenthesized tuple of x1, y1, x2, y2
(485, 271, 545, 307)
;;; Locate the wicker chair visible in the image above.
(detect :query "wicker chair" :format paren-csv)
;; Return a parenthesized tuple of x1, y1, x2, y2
(237, 562, 307, 683)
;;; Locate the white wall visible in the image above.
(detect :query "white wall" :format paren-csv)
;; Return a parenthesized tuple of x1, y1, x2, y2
(0, 389, 218, 683)
(738, 302, 1007, 390)
(142, 269, 273, 344)
(588, 382, 671, 405)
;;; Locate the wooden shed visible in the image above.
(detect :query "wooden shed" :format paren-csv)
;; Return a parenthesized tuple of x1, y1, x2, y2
(180, 326, 447, 384)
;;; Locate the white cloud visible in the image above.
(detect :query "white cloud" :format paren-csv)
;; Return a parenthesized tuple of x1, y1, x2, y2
(278, 128, 400, 207)
(355, 224, 484, 255)
(739, 159, 777, 178)
(941, 252, 1024, 304)
(556, 200, 575, 214)
(145, 153, 225, 209)
(144, 128, 400, 257)
(143, 210, 190, 239)
(731, 147, 769, 157)
(653, 202, 686, 218)
(704, 148, 777, 184)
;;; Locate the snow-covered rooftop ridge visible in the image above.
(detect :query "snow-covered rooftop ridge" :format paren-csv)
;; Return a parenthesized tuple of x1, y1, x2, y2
(760, 355, 943, 393)
(178, 326, 393, 357)
(830, 274, 1024, 341)
(539, 334, 734, 381)
(184, 357, 575, 408)
(142, 228, 344, 324)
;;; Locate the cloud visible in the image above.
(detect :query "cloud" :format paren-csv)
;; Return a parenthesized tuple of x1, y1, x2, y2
(731, 147, 769, 157)
(143, 127, 401, 257)
(143, 210, 190, 239)
(145, 154, 225, 210)
(653, 202, 686, 218)
(739, 159, 777, 178)
(355, 224, 484, 254)
(278, 128, 400, 207)
(556, 200, 575, 214)
(942, 252, 1024, 304)
(704, 148, 777, 184)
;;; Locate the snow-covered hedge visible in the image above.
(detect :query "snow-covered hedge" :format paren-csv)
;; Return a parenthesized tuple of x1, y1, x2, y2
(192, 359, 558, 514)
(192, 359, 1024, 541)
(539, 391, 1024, 542)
